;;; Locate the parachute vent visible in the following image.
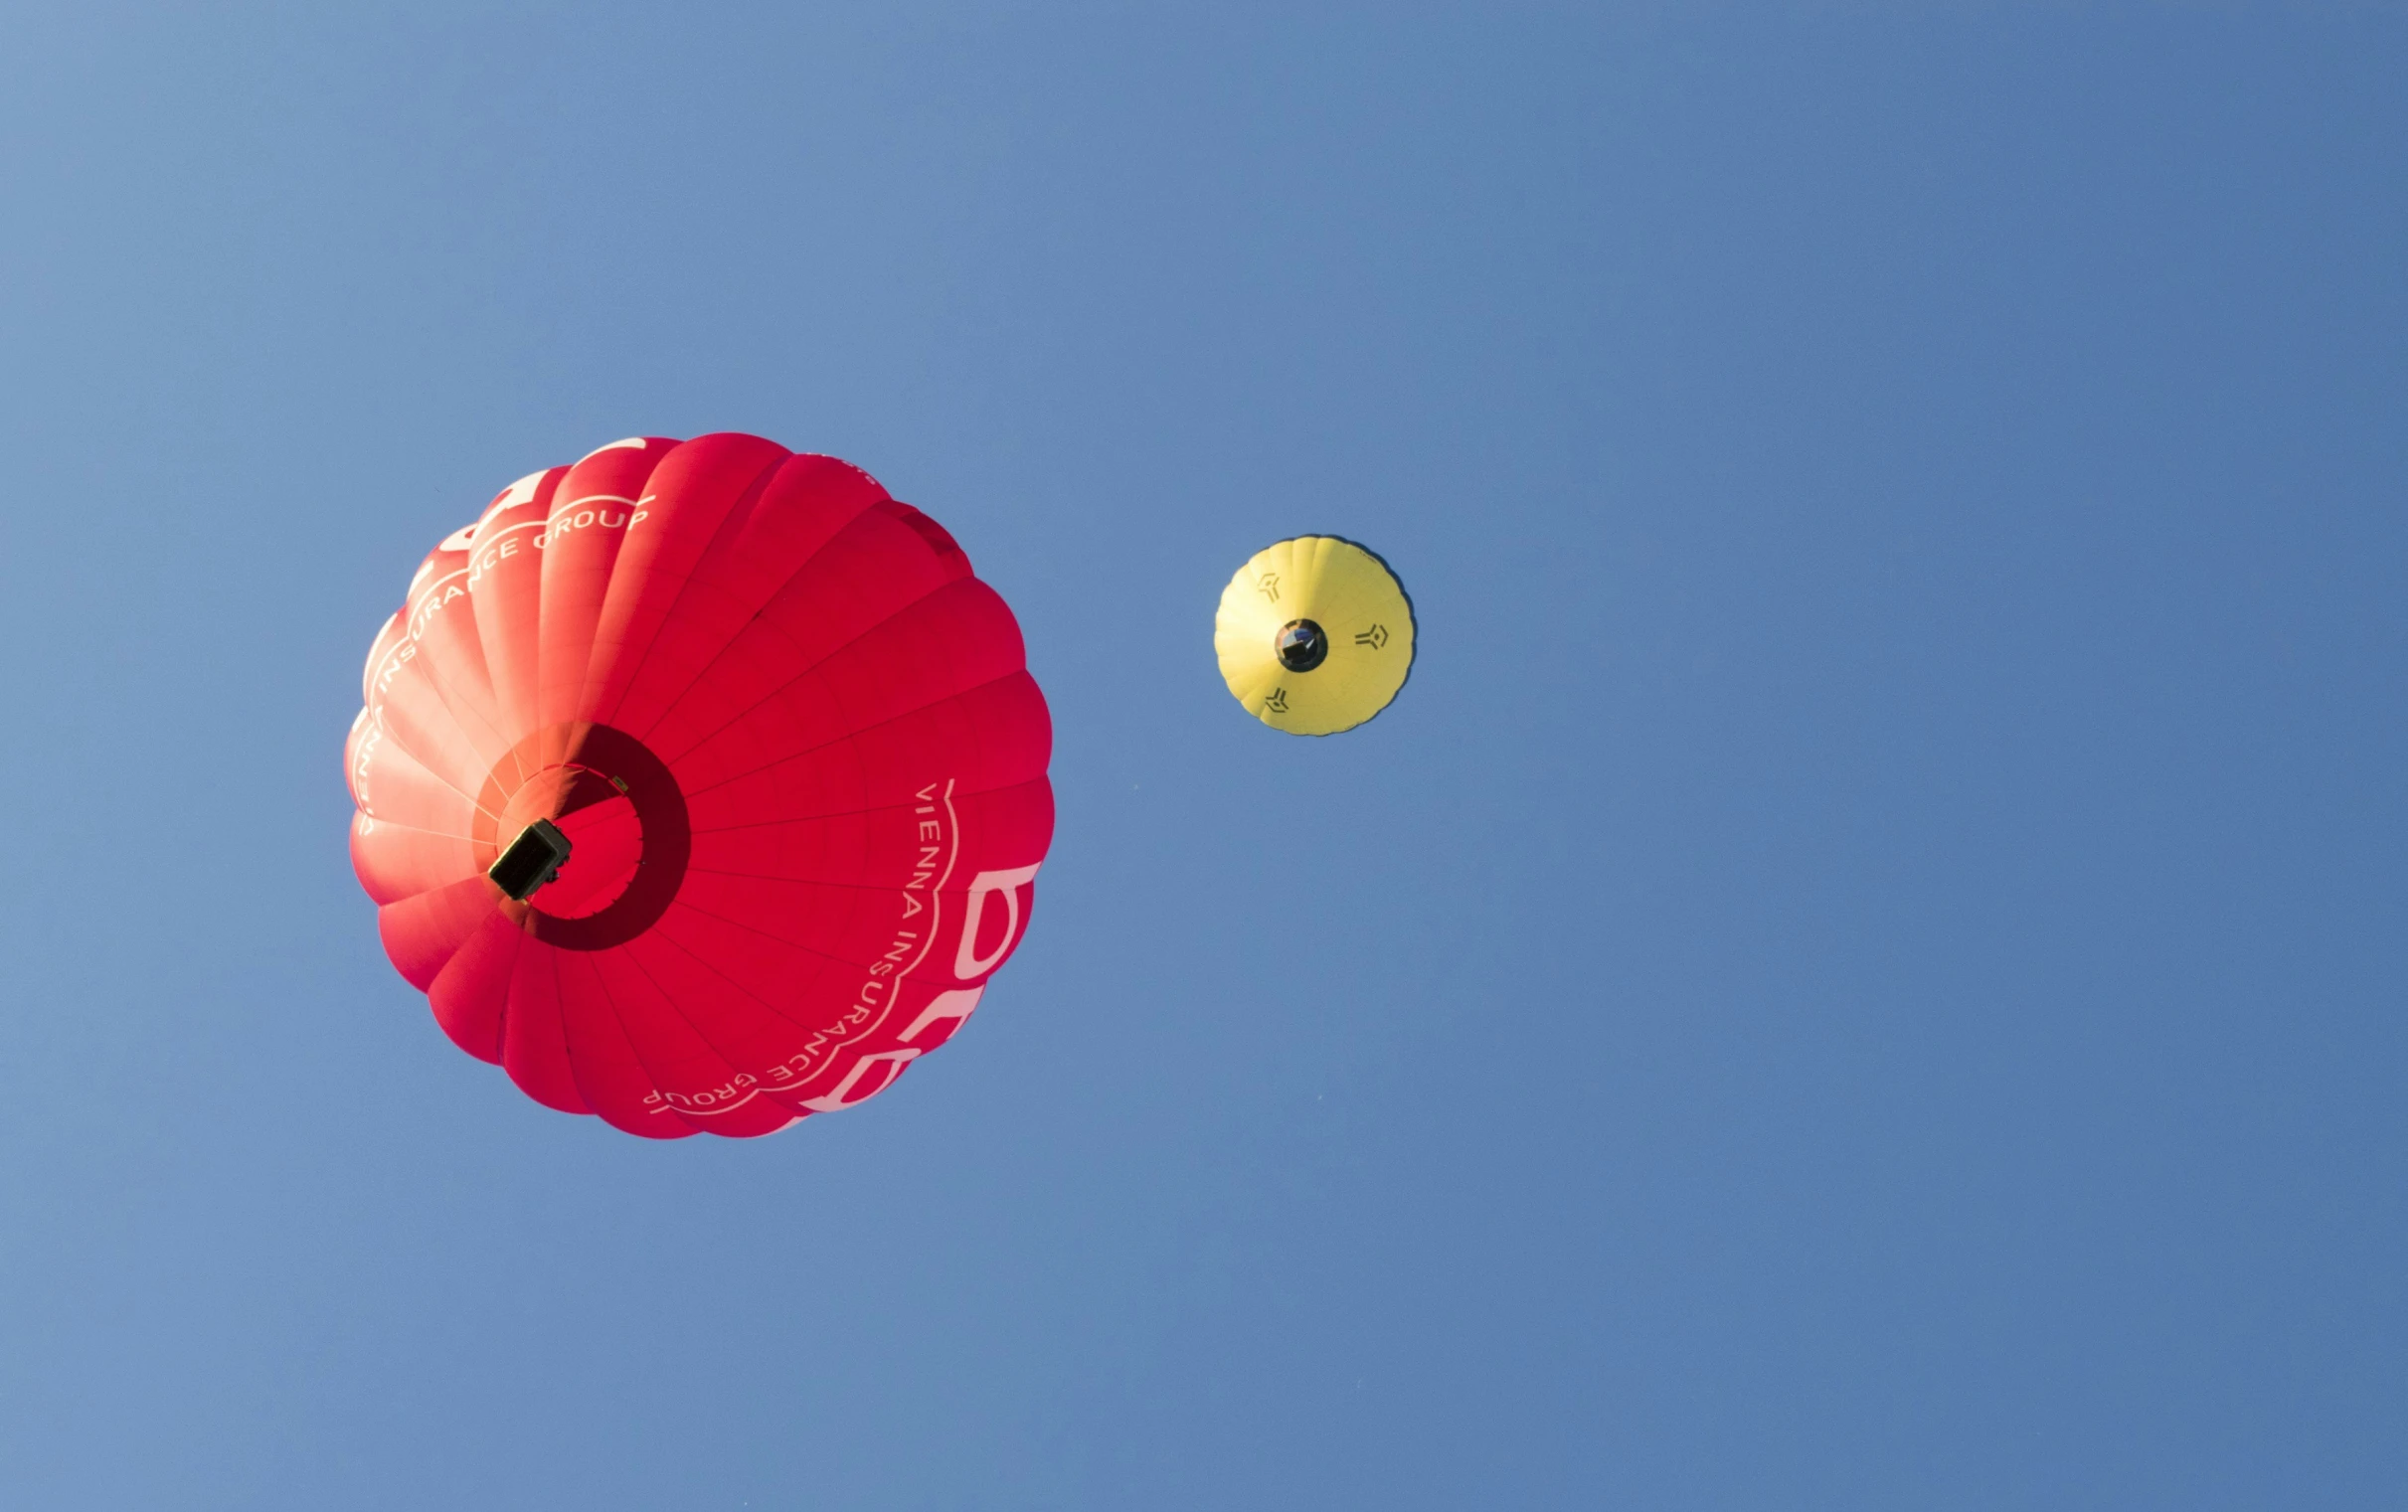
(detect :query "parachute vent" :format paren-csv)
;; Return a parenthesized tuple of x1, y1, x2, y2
(489, 818, 574, 901)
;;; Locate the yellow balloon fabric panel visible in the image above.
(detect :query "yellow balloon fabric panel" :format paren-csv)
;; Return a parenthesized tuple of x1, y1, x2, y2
(1214, 536, 1415, 735)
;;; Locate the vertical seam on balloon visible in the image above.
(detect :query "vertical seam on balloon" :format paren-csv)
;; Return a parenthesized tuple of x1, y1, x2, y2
(354, 821, 484, 907)
(394, 564, 517, 761)
(637, 920, 832, 1036)
(433, 908, 524, 1067)
(571, 445, 779, 736)
(403, 636, 523, 812)
(354, 712, 504, 825)
(612, 942, 773, 1084)
(582, 447, 791, 740)
(616, 932, 827, 1108)
(362, 622, 512, 823)
(501, 938, 548, 1108)
(536, 943, 592, 1115)
(466, 471, 565, 791)
(356, 814, 483, 843)
(578, 953, 713, 1134)
(650, 579, 1001, 775)
(699, 775, 958, 1083)
(650, 894, 867, 974)
(534, 453, 671, 774)
(465, 517, 556, 795)
(637, 911, 911, 1104)
(497, 933, 553, 1110)
(553, 949, 621, 1127)
(482, 915, 524, 1064)
(674, 668, 1032, 804)
(626, 514, 960, 760)
(363, 597, 507, 815)
(462, 912, 523, 1068)
(560, 950, 690, 1139)
(404, 567, 518, 780)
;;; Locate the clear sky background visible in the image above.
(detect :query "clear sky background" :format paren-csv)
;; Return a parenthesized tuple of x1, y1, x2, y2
(0, 5, 2399, 1508)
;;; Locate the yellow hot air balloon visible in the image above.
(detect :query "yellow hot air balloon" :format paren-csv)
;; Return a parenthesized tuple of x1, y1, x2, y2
(1215, 536, 1416, 735)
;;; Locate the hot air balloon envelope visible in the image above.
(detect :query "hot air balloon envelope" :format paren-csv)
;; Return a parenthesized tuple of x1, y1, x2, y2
(1215, 536, 1415, 735)
(347, 433, 1055, 1139)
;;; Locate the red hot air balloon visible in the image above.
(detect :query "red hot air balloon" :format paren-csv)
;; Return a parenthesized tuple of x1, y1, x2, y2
(346, 434, 1054, 1138)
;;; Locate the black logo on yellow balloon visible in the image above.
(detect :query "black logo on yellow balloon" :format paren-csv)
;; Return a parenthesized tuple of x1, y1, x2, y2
(1264, 687, 1290, 715)
(1354, 624, 1389, 649)
(1256, 573, 1281, 603)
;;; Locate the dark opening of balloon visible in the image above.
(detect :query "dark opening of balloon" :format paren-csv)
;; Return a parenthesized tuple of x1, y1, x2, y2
(1276, 619, 1328, 672)
(489, 818, 573, 901)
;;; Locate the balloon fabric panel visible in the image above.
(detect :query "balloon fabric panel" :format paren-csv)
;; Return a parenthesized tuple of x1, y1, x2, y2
(350, 435, 1055, 1138)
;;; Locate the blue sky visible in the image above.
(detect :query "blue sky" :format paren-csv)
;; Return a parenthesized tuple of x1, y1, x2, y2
(0, 6, 2400, 1508)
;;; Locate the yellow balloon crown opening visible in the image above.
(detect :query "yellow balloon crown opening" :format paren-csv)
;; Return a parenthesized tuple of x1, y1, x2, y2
(1214, 536, 1416, 736)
